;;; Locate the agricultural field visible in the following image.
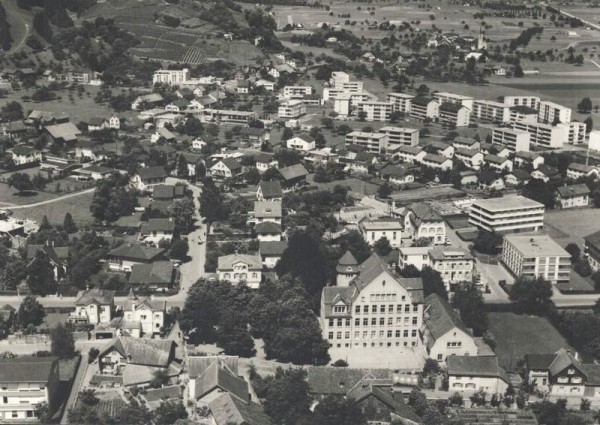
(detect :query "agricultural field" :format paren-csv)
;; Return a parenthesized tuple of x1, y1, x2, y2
(10, 191, 95, 227)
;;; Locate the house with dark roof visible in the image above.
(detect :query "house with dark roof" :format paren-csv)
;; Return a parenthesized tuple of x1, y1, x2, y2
(447, 356, 510, 394)
(531, 164, 560, 183)
(566, 162, 598, 180)
(152, 184, 185, 201)
(286, 134, 315, 151)
(426, 141, 455, 158)
(26, 240, 69, 280)
(107, 244, 165, 272)
(217, 254, 262, 289)
(557, 184, 590, 209)
(69, 289, 115, 325)
(422, 294, 478, 363)
(256, 181, 282, 202)
(321, 252, 424, 353)
(140, 385, 182, 411)
(252, 201, 282, 225)
(208, 392, 273, 425)
(255, 153, 278, 174)
(254, 221, 282, 242)
(128, 261, 175, 291)
(347, 151, 378, 174)
(585, 230, 600, 272)
(0, 357, 61, 421)
(9, 145, 42, 165)
(239, 127, 270, 146)
(129, 166, 168, 191)
(140, 218, 176, 245)
(278, 163, 308, 189)
(478, 169, 505, 191)
(378, 164, 415, 185)
(504, 169, 531, 186)
(43, 122, 81, 145)
(515, 151, 544, 170)
(120, 288, 167, 336)
(259, 241, 288, 269)
(421, 153, 453, 171)
(349, 384, 421, 424)
(484, 154, 513, 172)
(210, 158, 243, 181)
(525, 349, 590, 397)
(404, 203, 446, 245)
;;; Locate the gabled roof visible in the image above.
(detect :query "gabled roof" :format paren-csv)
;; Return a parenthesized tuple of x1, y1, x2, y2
(75, 289, 115, 306)
(137, 166, 168, 180)
(585, 230, 600, 251)
(0, 356, 58, 383)
(379, 164, 413, 179)
(143, 218, 175, 233)
(278, 163, 308, 181)
(254, 221, 282, 234)
(557, 184, 591, 198)
(525, 353, 558, 371)
(143, 385, 182, 403)
(194, 361, 249, 402)
(136, 93, 163, 103)
(129, 261, 174, 286)
(215, 157, 242, 172)
(424, 294, 471, 348)
(408, 203, 443, 226)
(258, 181, 282, 198)
(156, 127, 176, 140)
(337, 250, 359, 274)
(455, 147, 481, 158)
(306, 366, 394, 395)
(218, 254, 262, 271)
(348, 384, 421, 424)
(27, 243, 69, 265)
(516, 151, 542, 160)
(88, 116, 105, 126)
(568, 162, 596, 173)
(99, 336, 174, 367)
(44, 122, 81, 142)
(423, 153, 450, 164)
(509, 169, 531, 181)
(11, 145, 39, 156)
(479, 169, 502, 185)
(447, 356, 510, 383)
(108, 244, 164, 261)
(355, 151, 376, 163)
(258, 240, 288, 256)
(535, 164, 560, 177)
(548, 348, 586, 378)
(254, 201, 282, 218)
(188, 356, 239, 379)
(485, 154, 510, 165)
(209, 392, 273, 425)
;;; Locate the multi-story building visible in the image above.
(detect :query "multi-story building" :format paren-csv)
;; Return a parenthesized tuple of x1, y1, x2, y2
(447, 356, 510, 395)
(439, 102, 470, 127)
(360, 218, 404, 248)
(404, 203, 446, 245)
(357, 101, 393, 122)
(472, 100, 510, 123)
(286, 134, 315, 151)
(421, 153, 453, 171)
(283, 86, 312, 99)
(491, 127, 530, 153)
(320, 253, 424, 350)
(511, 120, 567, 148)
(454, 148, 484, 170)
(217, 254, 263, 288)
(152, 68, 190, 85)
(278, 100, 306, 119)
(121, 289, 166, 337)
(345, 131, 388, 154)
(584, 230, 600, 272)
(333, 92, 375, 116)
(566, 121, 586, 144)
(428, 247, 474, 290)
(197, 109, 257, 126)
(433, 92, 474, 110)
(590, 130, 600, 152)
(557, 184, 591, 209)
(398, 246, 431, 271)
(502, 233, 571, 284)
(386, 92, 414, 114)
(509, 106, 539, 124)
(468, 195, 545, 233)
(69, 289, 114, 325)
(538, 100, 572, 124)
(378, 126, 419, 148)
(410, 97, 439, 120)
(503, 95, 540, 110)
(422, 294, 478, 363)
(0, 357, 60, 421)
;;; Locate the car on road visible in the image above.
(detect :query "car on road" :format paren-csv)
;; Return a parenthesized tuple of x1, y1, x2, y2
(198, 239, 204, 245)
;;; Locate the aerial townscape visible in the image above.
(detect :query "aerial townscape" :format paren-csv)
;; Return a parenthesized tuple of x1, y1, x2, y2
(2, 0, 600, 424)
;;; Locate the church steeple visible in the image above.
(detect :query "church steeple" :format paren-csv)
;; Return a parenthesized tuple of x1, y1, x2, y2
(336, 250, 359, 287)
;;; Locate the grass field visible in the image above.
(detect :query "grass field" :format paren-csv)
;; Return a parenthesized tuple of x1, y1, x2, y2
(544, 208, 600, 249)
(488, 312, 572, 371)
(11, 191, 95, 227)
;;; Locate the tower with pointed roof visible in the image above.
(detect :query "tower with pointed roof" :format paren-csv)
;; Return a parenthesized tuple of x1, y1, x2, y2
(336, 250, 359, 287)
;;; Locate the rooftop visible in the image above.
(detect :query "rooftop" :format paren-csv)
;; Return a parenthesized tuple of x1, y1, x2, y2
(0, 356, 57, 383)
(504, 234, 570, 258)
(472, 195, 543, 211)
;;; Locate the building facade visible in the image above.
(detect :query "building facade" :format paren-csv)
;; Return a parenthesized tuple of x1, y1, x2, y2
(468, 195, 545, 233)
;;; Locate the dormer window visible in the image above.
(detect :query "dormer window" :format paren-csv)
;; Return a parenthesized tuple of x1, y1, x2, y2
(346, 267, 353, 272)
(333, 306, 346, 314)
(568, 369, 575, 375)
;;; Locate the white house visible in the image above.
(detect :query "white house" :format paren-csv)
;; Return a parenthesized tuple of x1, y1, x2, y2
(69, 289, 115, 325)
(217, 254, 263, 289)
(360, 218, 404, 248)
(447, 356, 510, 395)
(286, 135, 316, 151)
(121, 289, 166, 337)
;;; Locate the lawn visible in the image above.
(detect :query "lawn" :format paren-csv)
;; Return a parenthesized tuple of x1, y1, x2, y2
(488, 312, 572, 372)
(11, 191, 95, 227)
(0, 182, 58, 206)
(544, 208, 600, 249)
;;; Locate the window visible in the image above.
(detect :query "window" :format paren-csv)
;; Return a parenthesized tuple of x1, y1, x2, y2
(438, 354, 443, 360)
(355, 305, 360, 314)
(363, 305, 369, 313)
(413, 304, 419, 312)
(387, 330, 393, 338)
(363, 318, 368, 326)
(412, 317, 418, 325)
(328, 319, 334, 327)
(404, 330, 409, 337)
(337, 319, 343, 327)
(355, 318, 360, 326)
(345, 332, 350, 339)
(380, 305, 386, 313)
(388, 318, 393, 325)
(379, 318, 385, 326)
(389, 304, 394, 312)
(405, 305, 410, 313)
(345, 319, 351, 327)
(379, 331, 384, 337)
(333, 306, 346, 314)
(395, 330, 401, 337)
(372, 305, 377, 313)
(363, 331, 368, 338)
(337, 332, 342, 339)
(411, 330, 417, 337)
(397, 304, 402, 312)
(355, 331, 360, 338)
(371, 318, 376, 326)
(156, 323, 160, 328)
(11, 412, 17, 418)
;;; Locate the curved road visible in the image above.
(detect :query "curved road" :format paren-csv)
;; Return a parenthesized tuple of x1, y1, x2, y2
(6, 188, 96, 210)
(3, 0, 31, 55)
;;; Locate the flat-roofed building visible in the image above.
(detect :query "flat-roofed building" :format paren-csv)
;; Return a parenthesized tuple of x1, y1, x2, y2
(357, 101, 393, 122)
(410, 97, 439, 120)
(378, 126, 419, 148)
(398, 246, 431, 271)
(433, 92, 474, 110)
(566, 121, 586, 144)
(387, 92, 414, 113)
(439, 102, 470, 127)
(468, 195, 545, 234)
(511, 120, 567, 148)
(538, 101, 572, 124)
(472, 99, 511, 123)
(278, 100, 306, 119)
(345, 131, 389, 154)
(509, 105, 539, 124)
(502, 234, 571, 284)
(503, 95, 540, 110)
(283, 85, 312, 99)
(492, 127, 530, 153)
(153, 68, 190, 85)
(584, 230, 600, 272)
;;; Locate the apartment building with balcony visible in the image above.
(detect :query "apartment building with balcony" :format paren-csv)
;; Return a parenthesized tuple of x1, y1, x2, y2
(278, 100, 306, 119)
(584, 230, 600, 272)
(345, 131, 389, 154)
(387, 92, 414, 114)
(439, 102, 471, 127)
(538, 101, 572, 124)
(491, 127, 530, 153)
(509, 106, 539, 124)
(410, 97, 439, 120)
(378, 126, 419, 148)
(472, 100, 510, 123)
(333, 92, 376, 116)
(433, 92, 474, 110)
(503, 95, 540, 110)
(152, 68, 190, 85)
(501, 234, 571, 284)
(283, 85, 312, 99)
(510, 120, 568, 149)
(566, 121, 586, 144)
(468, 195, 545, 233)
(357, 101, 394, 122)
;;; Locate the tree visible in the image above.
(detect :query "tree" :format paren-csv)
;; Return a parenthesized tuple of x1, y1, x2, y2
(313, 395, 367, 425)
(378, 181, 392, 198)
(17, 295, 45, 330)
(522, 178, 555, 208)
(34, 402, 51, 423)
(449, 392, 464, 407)
(7, 173, 33, 193)
(1, 101, 24, 121)
(452, 282, 488, 336)
(169, 198, 195, 232)
(509, 276, 553, 315)
(282, 127, 294, 141)
(200, 178, 228, 225)
(216, 318, 256, 357)
(422, 266, 448, 300)
(118, 405, 151, 425)
(88, 348, 99, 363)
(150, 369, 169, 388)
(472, 229, 502, 255)
(50, 323, 75, 358)
(513, 64, 524, 77)
(565, 243, 581, 262)
(423, 358, 441, 376)
(79, 389, 99, 406)
(153, 400, 188, 425)
(580, 398, 591, 411)
(585, 116, 593, 133)
(175, 154, 188, 178)
(422, 404, 444, 425)
(62, 213, 77, 234)
(169, 239, 189, 261)
(578, 97, 593, 113)
(67, 405, 103, 425)
(244, 167, 260, 185)
(26, 250, 56, 295)
(373, 237, 392, 256)
(357, 110, 367, 121)
(407, 388, 428, 416)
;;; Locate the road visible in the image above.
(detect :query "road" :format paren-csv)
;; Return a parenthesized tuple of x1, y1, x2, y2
(5, 188, 96, 209)
(3, 0, 31, 55)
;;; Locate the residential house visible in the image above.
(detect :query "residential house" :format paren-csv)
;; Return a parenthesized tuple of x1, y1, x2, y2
(131, 93, 164, 110)
(566, 163, 598, 181)
(504, 169, 531, 187)
(347, 151, 378, 174)
(150, 127, 176, 144)
(43, 122, 81, 145)
(129, 261, 175, 291)
(0, 357, 61, 421)
(479, 170, 505, 191)
(153, 184, 185, 201)
(348, 384, 421, 425)
(87, 116, 108, 131)
(255, 154, 278, 174)
(286, 135, 315, 151)
(254, 221, 282, 242)
(239, 127, 270, 146)
(121, 289, 167, 337)
(557, 184, 591, 209)
(140, 218, 176, 245)
(360, 218, 404, 248)
(460, 170, 479, 186)
(75, 165, 117, 181)
(452, 137, 480, 151)
(68, 289, 115, 325)
(217, 254, 263, 289)
(259, 241, 288, 269)
(1, 121, 28, 141)
(379, 164, 415, 185)
(585, 230, 600, 272)
(484, 154, 513, 172)
(531, 165, 560, 183)
(9, 145, 42, 166)
(210, 158, 243, 181)
(420, 154, 453, 171)
(422, 294, 478, 363)
(278, 163, 308, 189)
(108, 115, 120, 129)
(447, 356, 510, 395)
(428, 247, 475, 290)
(26, 241, 69, 280)
(252, 201, 282, 225)
(256, 181, 283, 202)
(396, 146, 426, 164)
(514, 151, 544, 170)
(480, 142, 510, 158)
(404, 203, 446, 245)
(426, 141, 455, 158)
(129, 166, 168, 191)
(398, 247, 432, 271)
(454, 148, 484, 170)
(107, 244, 165, 272)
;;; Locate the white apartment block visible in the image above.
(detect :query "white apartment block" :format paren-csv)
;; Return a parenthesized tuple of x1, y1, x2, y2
(345, 131, 389, 153)
(321, 253, 424, 351)
(357, 101, 394, 122)
(387, 92, 414, 114)
(278, 100, 306, 119)
(590, 130, 600, 152)
(433, 92, 474, 110)
(509, 106, 539, 124)
(492, 127, 531, 153)
(153, 68, 190, 85)
(472, 100, 511, 123)
(504, 95, 540, 110)
(502, 234, 571, 284)
(439, 103, 471, 127)
(329, 71, 350, 86)
(360, 219, 404, 248)
(410, 98, 439, 120)
(283, 86, 312, 99)
(566, 122, 586, 144)
(378, 126, 419, 148)
(468, 195, 545, 234)
(538, 101, 572, 124)
(511, 121, 567, 148)
(333, 93, 375, 115)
